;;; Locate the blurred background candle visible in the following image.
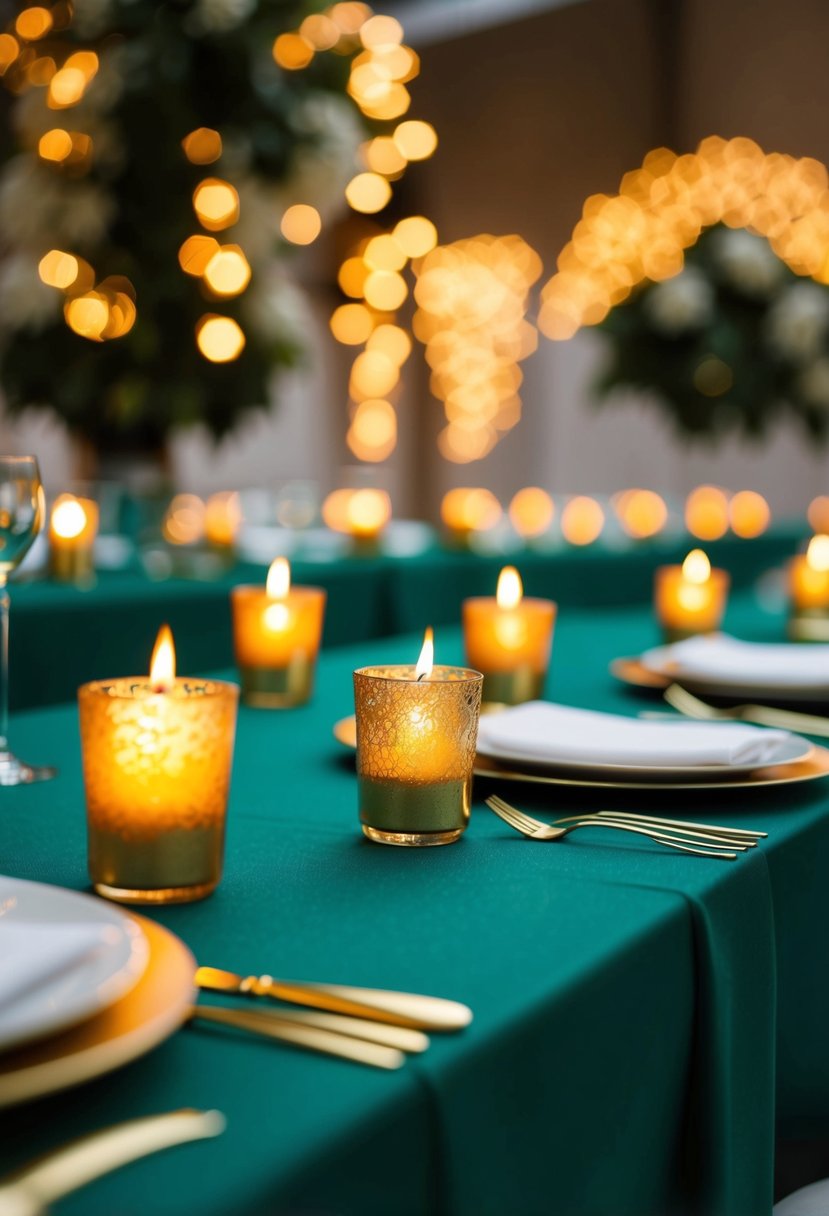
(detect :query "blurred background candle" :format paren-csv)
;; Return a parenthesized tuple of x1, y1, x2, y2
(353, 628, 482, 847)
(231, 557, 326, 706)
(462, 566, 556, 704)
(440, 487, 502, 549)
(204, 490, 242, 552)
(79, 624, 238, 905)
(322, 486, 391, 554)
(789, 535, 829, 640)
(654, 548, 730, 641)
(49, 493, 99, 582)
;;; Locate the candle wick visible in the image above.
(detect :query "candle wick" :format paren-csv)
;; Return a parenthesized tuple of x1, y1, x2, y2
(417, 672, 426, 682)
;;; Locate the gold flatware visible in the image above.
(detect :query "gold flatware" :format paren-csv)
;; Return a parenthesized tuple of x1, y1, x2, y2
(485, 795, 742, 859)
(594, 809, 766, 839)
(0, 1108, 224, 1216)
(191, 1004, 405, 1070)
(201, 1003, 427, 1053)
(196, 966, 472, 1032)
(665, 682, 829, 738)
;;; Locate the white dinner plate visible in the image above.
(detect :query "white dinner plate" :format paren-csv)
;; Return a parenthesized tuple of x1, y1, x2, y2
(0, 876, 149, 1053)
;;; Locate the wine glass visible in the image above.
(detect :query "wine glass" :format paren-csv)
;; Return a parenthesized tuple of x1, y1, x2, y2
(0, 456, 55, 784)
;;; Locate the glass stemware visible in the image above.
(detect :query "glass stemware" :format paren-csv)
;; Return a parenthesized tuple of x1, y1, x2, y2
(0, 456, 56, 784)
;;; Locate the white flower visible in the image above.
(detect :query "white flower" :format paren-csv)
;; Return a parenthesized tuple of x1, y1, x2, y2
(711, 228, 784, 298)
(643, 267, 714, 335)
(283, 93, 362, 220)
(0, 253, 61, 332)
(190, 0, 257, 33)
(241, 263, 312, 347)
(0, 158, 114, 249)
(766, 282, 829, 362)
(800, 358, 829, 408)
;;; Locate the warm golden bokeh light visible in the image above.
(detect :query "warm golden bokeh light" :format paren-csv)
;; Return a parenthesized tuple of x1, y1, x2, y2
(393, 120, 437, 161)
(196, 315, 246, 362)
(205, 491, 242, 547)
(345, 171, 392, 214)
(561, 497, 605, 545)
(808, 496, 829, 534)
(349, 349, 399, 399)
(64, 292, 109, 341)
(322, 486, 392, 538)
(682, 548, 712, 584)
(280, 203, 321, 245)
(162, 494, 205, 545)
(330, 2, 372, 34)
(807, 534, 829, 572)
(363, 269, 407, 310)
(393, 216, 438, 258)
(0, 34, 19, 73)
(509, 487, 555, 538)
(178, 234, 221, 276)
(203, 245, 251, 297)
(273, 32, 314, 70)
(300, 13, 340, 50)
(51, 495, 87, 540)
(360, 14, 403, 47)
(15, 7, 52, 40)
(364, 233, 407, 272)
(38, 128, 73, 162)
(539, 136, 829, 339)
(363, 136, 407, 177)
(347, 397, 397, 461)
(496, 565, 523, 610)
(330, 302, 374, 345)
(182, 127, 222, 165)
(193, 178, 240, 231)
(440, 487, 502, 536)
(367, 323, 411, 365)
(38, 249, 79, 290)
(729, 490, 771, 539)
(337, 256, 370, 298)
(614, 488, 668, 539)
(685, 485, 730, 541)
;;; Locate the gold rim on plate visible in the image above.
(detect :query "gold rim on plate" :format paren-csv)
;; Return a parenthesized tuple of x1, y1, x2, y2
(0, 914, 196, 1110)
(332, 715, 829, 791)
(610, 655, 829, 703)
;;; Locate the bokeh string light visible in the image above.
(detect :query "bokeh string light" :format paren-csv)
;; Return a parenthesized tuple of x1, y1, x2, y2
(539, 136, 829, 340)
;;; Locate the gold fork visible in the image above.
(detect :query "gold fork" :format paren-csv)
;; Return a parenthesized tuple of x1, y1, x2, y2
(665, 683, 829, 737)
(485, 795, 745, 859)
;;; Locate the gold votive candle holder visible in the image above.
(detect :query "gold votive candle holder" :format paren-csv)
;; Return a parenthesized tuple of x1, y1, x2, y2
(353, 663, 483, 847)
(79, 674, 238, 905)
(462, 567, 556, 705)
(231, 578, 326, 707)
(49, 493, 99, 583)
(654, 549, 729, 642)
(788, 536, 829, 640)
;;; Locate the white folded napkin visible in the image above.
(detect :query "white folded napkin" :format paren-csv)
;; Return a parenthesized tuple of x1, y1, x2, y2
(476, 700, 793, 767)
(0, 921, 120, 1013)
(641, 634, 829, 689)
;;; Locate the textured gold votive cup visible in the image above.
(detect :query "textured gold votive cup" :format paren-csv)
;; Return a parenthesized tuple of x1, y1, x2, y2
(654, 566, 730, 642)
(353, 664, 483, 847)
(479, 668, 546, 705)
(462, 597, 556, 706)
(239, 658, 316, 707)
(79, 676, 239, 904)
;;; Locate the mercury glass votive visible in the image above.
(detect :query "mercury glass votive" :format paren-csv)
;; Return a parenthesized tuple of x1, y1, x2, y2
(462, 566, 556, 704)
(79, 628, 238, 905)
(354, 646, 483, 847)
(231, 558, 326, 707)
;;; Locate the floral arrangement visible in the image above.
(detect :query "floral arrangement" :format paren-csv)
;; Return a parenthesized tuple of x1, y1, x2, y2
(0, 0, 365, 457)
(594, 223, 829, 443)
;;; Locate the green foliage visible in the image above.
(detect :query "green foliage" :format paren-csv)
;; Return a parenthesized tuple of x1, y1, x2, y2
(594, 224, 829, 445)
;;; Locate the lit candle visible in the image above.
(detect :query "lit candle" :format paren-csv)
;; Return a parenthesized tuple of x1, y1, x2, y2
(353, 628, 483, 847)
(78, 624, 239, 905)
(462, 566, 556, 704)
(322, 487, 391, 553)
(204, 491, 241, 550)
(789, 536, 829, 640)
(654, 549, 730, 641)
(49, 493, 99, 582)
(231, 557, 326, 707)
(440, 487, 502, 548)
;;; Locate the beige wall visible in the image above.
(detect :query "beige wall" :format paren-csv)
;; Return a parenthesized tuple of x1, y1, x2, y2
(5, 0, 829, 517)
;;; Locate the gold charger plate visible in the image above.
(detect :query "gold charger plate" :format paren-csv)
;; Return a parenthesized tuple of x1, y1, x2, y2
(0, 914, 195, 1109)
(610, 655, 829, 704)
(332, 715, 829, 791)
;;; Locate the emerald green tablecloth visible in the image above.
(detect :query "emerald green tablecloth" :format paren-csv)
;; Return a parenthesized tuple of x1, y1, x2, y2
(7, 523, 804, 711)
(6, 589, 825, 1214)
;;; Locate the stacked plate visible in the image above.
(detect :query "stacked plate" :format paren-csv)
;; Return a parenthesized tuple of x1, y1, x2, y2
(0, 877, 195, 1108)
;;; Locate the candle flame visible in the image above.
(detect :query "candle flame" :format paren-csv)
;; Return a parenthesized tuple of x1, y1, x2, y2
(807, 534, 829, 573)
(51, 495, 87, 539)
(496, 565, 523, 610)
(415, 626, 434, 680)
(149, 623, 176, 691)
(682, 549, 711, 585)
(266, 556, 290, 598)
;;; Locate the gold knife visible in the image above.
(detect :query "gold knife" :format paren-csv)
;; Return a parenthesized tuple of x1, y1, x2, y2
(196, 966, 473, 1032)
(191, 1004, 405, 1069)
(0, 1109, 225, 1216)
